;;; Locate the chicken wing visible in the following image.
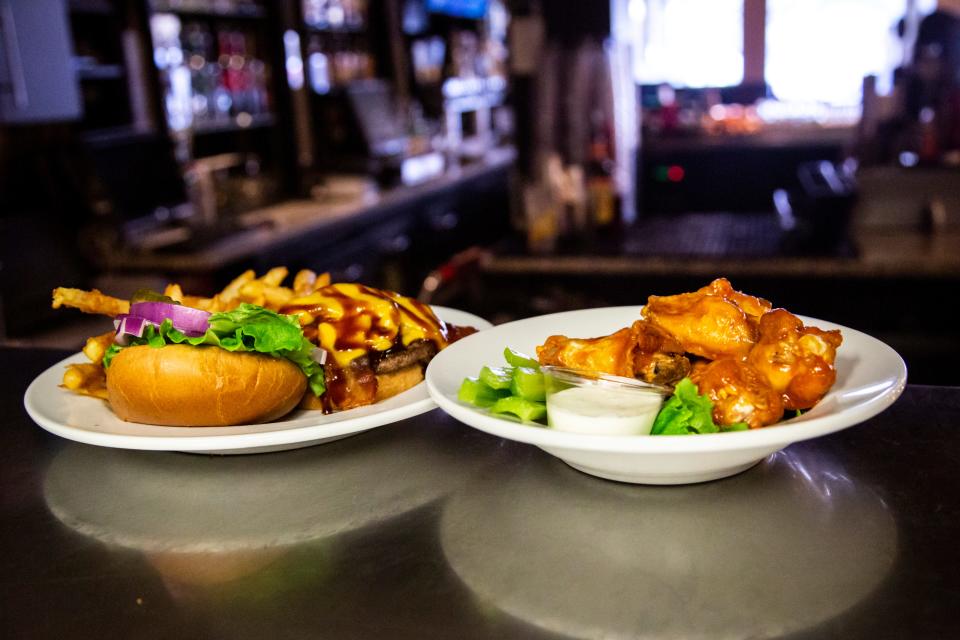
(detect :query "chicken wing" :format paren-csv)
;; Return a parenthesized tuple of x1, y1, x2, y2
(630, 320, 691, 384)
(642, 278, 772, 360)
(537, 325, 639, 379)
(536, 320, 690, 385)
(690, 358, 785, 429)
(747, 308, 843, 410)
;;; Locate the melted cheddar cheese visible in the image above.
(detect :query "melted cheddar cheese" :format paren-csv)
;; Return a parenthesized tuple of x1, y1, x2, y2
(281, 283, 449, 367)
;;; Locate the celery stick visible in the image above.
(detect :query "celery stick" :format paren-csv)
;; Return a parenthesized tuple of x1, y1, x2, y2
(503, 347, 540, 370)
(510, 366, 546, 402)
(479, 365, 514, 390)
(458, 377, 508, 408)
(490, 396, 547, 422)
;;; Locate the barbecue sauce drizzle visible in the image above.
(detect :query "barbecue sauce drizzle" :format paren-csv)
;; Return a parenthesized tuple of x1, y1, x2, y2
(282, 284, 452, 413)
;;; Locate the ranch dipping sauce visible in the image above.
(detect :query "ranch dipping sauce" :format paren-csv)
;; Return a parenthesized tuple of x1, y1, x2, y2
(542, 367, 669, 436)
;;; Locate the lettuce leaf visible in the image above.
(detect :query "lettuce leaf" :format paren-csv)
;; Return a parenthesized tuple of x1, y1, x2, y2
(650, 378, 747, 435)
(103, 303, 325, 397)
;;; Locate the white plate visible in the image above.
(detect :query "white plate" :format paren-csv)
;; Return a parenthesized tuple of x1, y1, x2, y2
(425, 306, 907, 485)
(24, 306, 491, 454)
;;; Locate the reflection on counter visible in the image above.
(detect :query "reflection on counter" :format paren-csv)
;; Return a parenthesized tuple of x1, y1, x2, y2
(43, 422, 500, 551)
(440, 446, 897, 640)
(42, 419, 501, 603)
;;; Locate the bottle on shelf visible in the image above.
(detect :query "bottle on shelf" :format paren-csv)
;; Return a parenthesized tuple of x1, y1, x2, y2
(584, 109, 620, 233)
(303, 0, 367, 31)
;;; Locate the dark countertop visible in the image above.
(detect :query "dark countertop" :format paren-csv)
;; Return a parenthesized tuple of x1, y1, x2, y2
(485, 212, 960, 280)
(4, 346, 960, 639)
(644, 126, 856, 153)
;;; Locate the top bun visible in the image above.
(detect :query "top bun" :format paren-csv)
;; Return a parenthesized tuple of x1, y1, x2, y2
(106, 344, 306, 427)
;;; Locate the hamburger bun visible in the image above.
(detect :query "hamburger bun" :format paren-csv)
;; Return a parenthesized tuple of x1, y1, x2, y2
(374, 365, 425, 402)
(298, 363, 425, 411)
(106, 344, 306, 427)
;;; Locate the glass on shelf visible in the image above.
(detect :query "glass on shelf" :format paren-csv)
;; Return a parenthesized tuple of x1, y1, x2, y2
(151, 13, 273, 134)
(305, 32, 375, 94)
(150, 0, 265, 17)
(303, 0, 368, 31)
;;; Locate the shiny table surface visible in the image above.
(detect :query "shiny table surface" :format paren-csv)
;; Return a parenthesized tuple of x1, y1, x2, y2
(3, 347, 960, 639)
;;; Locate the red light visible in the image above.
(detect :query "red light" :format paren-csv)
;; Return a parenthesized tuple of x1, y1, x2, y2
(666, 165, 685, 182)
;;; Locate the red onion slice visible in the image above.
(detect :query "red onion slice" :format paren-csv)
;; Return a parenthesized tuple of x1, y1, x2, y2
(129, 301, 211, 335)
(114, 314, 157, 345)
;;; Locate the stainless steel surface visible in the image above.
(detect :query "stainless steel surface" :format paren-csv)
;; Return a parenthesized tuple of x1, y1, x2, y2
(4, 347, 960, 638)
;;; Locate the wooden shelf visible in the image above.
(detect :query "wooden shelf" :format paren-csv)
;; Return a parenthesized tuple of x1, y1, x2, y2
(69, 0, 115, 15)
(304, 23, 367, 34)
(76, 63, 125, 80)
(191, 112, 276, 135)
(80, 126, 158, 147)
(148, 2, 266, 19)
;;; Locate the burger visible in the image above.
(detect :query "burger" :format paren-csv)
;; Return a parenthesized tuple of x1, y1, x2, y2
(280, 282, 475, 412)
(54, 280, 474, 426)
(103, 296, 326, 427)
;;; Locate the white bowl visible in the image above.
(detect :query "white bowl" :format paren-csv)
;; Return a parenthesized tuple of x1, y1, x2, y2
(425, 306, 907, 485)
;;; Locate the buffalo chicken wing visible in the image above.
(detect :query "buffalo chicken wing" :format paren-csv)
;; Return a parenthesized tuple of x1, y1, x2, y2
(690, 358, 785, 429)
(642, 278, 772, 360)
(747, 308, 843, 411)
(536, 320, 690, 385)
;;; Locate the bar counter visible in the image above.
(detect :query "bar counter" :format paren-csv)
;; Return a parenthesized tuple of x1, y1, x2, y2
(485, 213, 960, 280)
(4, 346, 960, 638)
(95, 147, 516, 274)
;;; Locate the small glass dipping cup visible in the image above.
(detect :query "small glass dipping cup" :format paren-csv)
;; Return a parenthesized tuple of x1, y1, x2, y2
(541, 367, 672, 436)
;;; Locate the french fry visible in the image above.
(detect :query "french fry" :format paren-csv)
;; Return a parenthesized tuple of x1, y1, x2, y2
(239, 280, 267, 306)
(62, 363, 108, 399)
(261, 266, 289, 287)
(82, 332, 115, 364)
(192, 295, 230, 311)
(219, 269, 256, 304)
(292, 269, 331, 295)
(163, 283, 185, 303)
(52, 288, 129, 317)
(293, 269, 317, 295)
(263, 285, 295, 309)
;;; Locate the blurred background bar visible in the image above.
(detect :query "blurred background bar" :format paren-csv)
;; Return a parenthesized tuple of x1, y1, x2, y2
(1, 0, 959, 383)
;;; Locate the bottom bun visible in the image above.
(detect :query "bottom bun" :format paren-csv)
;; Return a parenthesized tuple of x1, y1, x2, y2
(106, 344, 306, 427)
(299, 363, 424, 412)
(374, 365, 424, 402)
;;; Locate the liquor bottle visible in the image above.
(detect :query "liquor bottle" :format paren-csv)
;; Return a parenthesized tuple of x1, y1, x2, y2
(585, 111, 620, 233)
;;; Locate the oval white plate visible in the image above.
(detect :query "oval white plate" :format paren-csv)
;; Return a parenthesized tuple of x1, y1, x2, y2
(25, 307, 490, 453)
(426, 306, 907, 484)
